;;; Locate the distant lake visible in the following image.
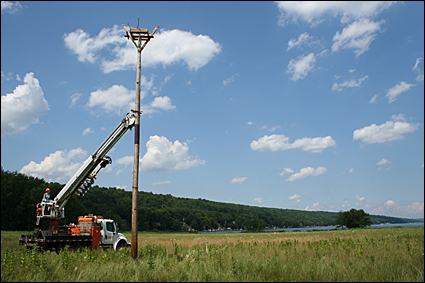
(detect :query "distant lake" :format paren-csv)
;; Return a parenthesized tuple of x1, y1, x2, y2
(199, 222, 424, 234)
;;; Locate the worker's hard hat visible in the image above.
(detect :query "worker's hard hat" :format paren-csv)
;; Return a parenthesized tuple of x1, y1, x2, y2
(46, 188, 50, 192)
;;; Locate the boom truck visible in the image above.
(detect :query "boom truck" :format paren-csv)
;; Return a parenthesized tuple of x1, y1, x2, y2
(19, 112, 137, 252)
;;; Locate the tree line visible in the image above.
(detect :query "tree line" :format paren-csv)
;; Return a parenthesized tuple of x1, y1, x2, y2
(1, 166, 415, 232)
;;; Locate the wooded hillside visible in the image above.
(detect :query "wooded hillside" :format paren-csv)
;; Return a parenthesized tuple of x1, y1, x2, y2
(1, 166, 414, 231)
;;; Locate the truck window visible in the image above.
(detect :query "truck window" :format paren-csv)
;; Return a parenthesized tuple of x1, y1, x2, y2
(106, 222, 115, 233)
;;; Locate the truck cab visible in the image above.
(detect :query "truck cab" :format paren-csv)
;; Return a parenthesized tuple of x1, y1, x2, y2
(69, 215, 129, 250)
(98, 218, 129, 250)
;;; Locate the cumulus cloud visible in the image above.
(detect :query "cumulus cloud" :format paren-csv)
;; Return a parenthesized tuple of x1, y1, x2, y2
(332, 18, 383, 57)
(20, 148, 87, 182)
(82, 127, 94, 136)
(231, 177, 248, 185)
(287, 53, 316, 81)
(140, 135, 205, 172)
(275, 1, 396, 27)
(1, 72, 50, 137)
(286, 166, 327, 182)
(288, 193, 302, 200)
(143, 96, 176, 115)
(63, 26, 221, 73)
(253, 198, 266, 204)
(353, 115, 420, 144)
(385, 81, 415, 103)
(251, 134, 336, 153)
(375, 200, 425, 217)
(305, 202, 322, 211)
(287, 32, 315, 51)
(376, 158, 391, 165)
(86, 84, 175, 116)
(355, 195, 366, 206)
(87, 85, 134, 115)
(331, 75, 368, 91)
(1, 1, 23, 14)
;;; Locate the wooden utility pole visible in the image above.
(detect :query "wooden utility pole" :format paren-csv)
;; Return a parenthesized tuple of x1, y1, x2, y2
(123, 24, 158, 259)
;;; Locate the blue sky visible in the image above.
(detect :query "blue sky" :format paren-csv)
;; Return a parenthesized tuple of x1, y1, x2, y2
(1, 1, 423, 219)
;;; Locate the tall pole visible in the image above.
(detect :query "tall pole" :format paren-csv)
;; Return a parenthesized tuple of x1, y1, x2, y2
(131, 38, 142, 260)
(123, 24, 158, 260)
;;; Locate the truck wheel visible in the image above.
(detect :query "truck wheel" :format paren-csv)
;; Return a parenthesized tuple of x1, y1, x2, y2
(116, 241, 126, 251)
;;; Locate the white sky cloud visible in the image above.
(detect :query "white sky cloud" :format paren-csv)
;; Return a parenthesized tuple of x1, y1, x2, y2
(20, 148, 87, 182)
(140, 135, 205, 172)
(349, 168, 354, 173)
(253, 198, 266, 204)
(373, 200, 425, 217)
(275, 1, 396, 27)
(143, 96, 176, 115)
(151, 181, 172, 186)
(86, 84, 175, 116)
(1, 1, 23, 14)
(385, 81, 415, 103)
(1, 70, 13, 81)
(331, 75, 368, 91)
(287, 53, 316, 81)
(376, 158, 391, 165)
(413, 57, 424, 82)
(332, 18, 383, 57)
(287, 32, 312, 51)
(115, 156, 133, 166)
(82, 127, 94, 136)
(355, 195, 366, 205)
(288, 193, 302, 200)
(251, 134, 336, 153)
(1, 72, 50, 137)
(279, 168, 294, 176)
(391, 113, 407, 121)
(64, 26, 221, 73)
(223, 73, 239, 86)
(305, 202, 322, 211)
(70, 92, 82, 108)
(369, 93, 379, 103)
(353, 115, 420, 144)
(261, 125, 281, 132)
(87, 85, 134, 115)
(286, 166, 328, 182)
(231, 177, 248, 184)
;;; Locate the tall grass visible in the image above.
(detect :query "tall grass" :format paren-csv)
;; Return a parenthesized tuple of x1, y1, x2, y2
(2, 227, 423, 282)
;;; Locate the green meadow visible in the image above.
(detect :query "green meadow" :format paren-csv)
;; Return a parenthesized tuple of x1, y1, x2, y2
(2, 227, 423, 282)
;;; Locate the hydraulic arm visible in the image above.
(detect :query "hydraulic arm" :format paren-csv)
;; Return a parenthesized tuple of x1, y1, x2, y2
(37, 111, 136, 225)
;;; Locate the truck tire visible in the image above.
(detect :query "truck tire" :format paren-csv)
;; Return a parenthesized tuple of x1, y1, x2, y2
(116, 240, 126, 251)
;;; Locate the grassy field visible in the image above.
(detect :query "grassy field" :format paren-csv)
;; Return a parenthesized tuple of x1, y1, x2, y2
(2, 227, 424, 282)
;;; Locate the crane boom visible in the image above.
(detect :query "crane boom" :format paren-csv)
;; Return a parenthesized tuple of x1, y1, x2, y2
(37, 112, 136, 224)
